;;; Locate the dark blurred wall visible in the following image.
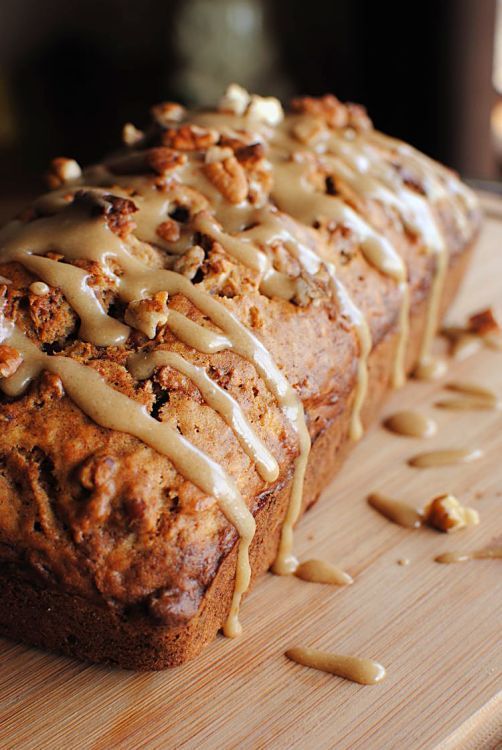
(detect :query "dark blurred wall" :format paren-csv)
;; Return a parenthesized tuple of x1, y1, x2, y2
(0, 0, 496, 200)
(272, 0, 496, 177)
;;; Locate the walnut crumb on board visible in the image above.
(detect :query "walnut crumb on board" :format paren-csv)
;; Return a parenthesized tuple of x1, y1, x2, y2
(424, 494, 480, 533)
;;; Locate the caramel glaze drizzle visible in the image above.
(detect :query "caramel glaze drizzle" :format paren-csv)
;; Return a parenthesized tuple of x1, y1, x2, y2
(128, 350, 279, 483)
(129, 349, 281, 634)
(369, 131, 478, 380)
(286, 646, 386, 685)
(0, 199, 310, 630)
(0, 96, 477, 633)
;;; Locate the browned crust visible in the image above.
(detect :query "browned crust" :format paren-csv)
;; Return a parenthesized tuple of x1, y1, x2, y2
(0, 240, 474, 669)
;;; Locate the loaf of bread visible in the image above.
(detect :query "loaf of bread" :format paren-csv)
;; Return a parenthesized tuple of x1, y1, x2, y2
(0, 86, 480, 669)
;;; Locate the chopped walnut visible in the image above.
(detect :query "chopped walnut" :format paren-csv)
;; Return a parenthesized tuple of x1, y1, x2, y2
(0, 344, 23, 378)
(122, 122, 144, 146)
(292, 117, 326, 145)
(205, 145, 234, 164)
(151, 101, 186, 126)
(346, 103, 373, 131)
(162, 124, 219, 151)
(202, 241, 233, 290)
(39, 371, 64, 399)
(78, 453, 117, 491)
(156, 219, 181, 243)
(146, 147, 187, 175)
(291, 95, 349, 129)
(73, 190, 138, 238)
(468, 308, 500, 336)
(46, 157, 82, 189)
(424, 494, 480, 533)
(218, 83, 251, 115)
(232, 142, 272, 205)
(270, 241, 302, 277)
(204, 156, 248, 204)
(125, 291, 169, 339)
(292, 274, 324, 307)
(218, 84, 283, 125)
(249, 305, 264, 329)
(219, 132, 256, 151)
(168, 184, 211, 217)
(173, 245, 205, 280)
(247, 94, 284, 126)
(234, 142, 266, 166)
(103, 195, 138, 239)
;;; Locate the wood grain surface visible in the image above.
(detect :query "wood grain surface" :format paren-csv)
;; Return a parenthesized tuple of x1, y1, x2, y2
(0, 193, 501, 750)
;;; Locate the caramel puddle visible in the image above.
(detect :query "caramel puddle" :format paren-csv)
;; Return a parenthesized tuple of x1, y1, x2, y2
(435, 397, 498, 411)
(286, 647, 386, 685)
(384, 410, 437, 438)
(435, 546, 502, 564)
(446, 380, 497, 400)
(436, 381, 499, 411)
(295, 559, 353, 586)
(409, 448, 483, 468)
(368, 493, 423, 528)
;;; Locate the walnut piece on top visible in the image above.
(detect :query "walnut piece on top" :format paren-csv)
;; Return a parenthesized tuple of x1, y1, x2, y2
(46, 157, 82, 189)
(204, 156, 248, 204)
(0, 344, 23, 378)
(125, 291, 169, 339)
(468, 307, 500, 336)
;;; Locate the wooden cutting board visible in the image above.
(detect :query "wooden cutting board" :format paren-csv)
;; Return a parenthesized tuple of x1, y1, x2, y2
(0, 193, 501, 750)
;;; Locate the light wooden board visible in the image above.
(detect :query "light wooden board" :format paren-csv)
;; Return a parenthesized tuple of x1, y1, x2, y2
(0, 193, 501, 750)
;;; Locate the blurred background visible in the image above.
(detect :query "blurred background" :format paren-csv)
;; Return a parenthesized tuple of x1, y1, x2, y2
(0, 0, 500, 212)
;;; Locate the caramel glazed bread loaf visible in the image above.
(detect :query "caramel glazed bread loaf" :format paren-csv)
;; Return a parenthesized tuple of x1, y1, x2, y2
(0, 85, 480, 669)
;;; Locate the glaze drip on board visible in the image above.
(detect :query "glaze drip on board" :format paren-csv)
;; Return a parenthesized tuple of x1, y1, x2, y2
(383, 410, 437, 438)
(409, 449, 483, 468)
(294, 559, 353, 586)
(435, 547, 502, 564)
(436, 380, 499, 410)
(367, 492, 423, 529)
(286, 646, 386, 685)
